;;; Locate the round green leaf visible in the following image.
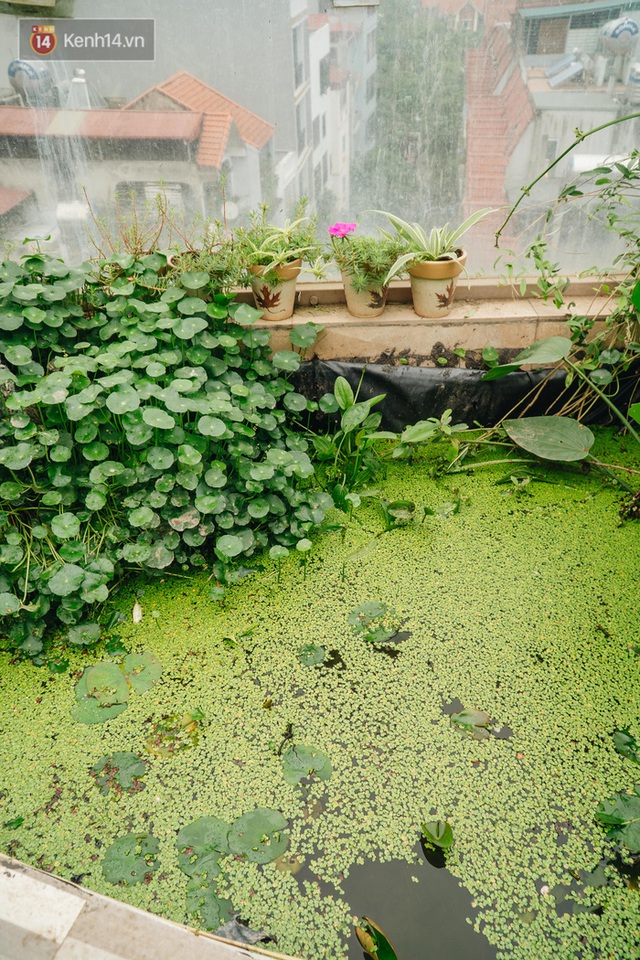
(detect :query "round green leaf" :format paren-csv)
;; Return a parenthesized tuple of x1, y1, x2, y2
(122, 652, 162, 694)
(4, 345, 32, 366)
(85, 490, 107, 511)
(504, 417, 595, 462)
(197, 416, 226, 438)
(102, 833, 159, 885)
(128, 506, 158, 529)
(177, 296, 208, 315)
(48, 563, 85, 597)
(181, 271, 210, 289)
(82, 441, 110, 462)
(51, 513, 81, 540)
(68, 623, 101, 646)
(272, 350, 301, 372)
(227, 808, 288, 864)
(106, 386, 140, 415)
(146, 446, 175, 470)
(215, 535, 244, 559)
(0, 442, 37, 471)
(174, 316, 208, 339)
(146, 362, 166, 378)
(0, 593, 20, 615)
(142, 407, 175, 430)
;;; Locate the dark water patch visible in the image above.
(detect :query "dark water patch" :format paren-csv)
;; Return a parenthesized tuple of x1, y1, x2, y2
(372, 645, 401, 660)
(420, 838, 446, 869)
(492, 724, 513, 740)
(322, 649, 346, 671)
(441, 698, 465, 715)
(342, 849, 497, 960)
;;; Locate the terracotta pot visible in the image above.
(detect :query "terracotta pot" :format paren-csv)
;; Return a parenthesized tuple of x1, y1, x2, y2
(408, 250, 467, 318)
(248, 259, 302, 321)
(341, 270, 388, 318)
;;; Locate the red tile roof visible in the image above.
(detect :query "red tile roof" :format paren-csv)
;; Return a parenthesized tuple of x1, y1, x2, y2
(0, 106, 202, 141)
(0, 186, 32, 217)
(125, 72, 274, 168)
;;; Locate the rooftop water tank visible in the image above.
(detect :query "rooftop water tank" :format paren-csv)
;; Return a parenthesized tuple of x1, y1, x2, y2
(600, 17, 639, 55)
(8, 59, 57, 105)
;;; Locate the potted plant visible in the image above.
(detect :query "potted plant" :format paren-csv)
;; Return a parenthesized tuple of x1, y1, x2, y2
(237, 200, 323, 321)
(328, 221, 407, 318)
(374, 208, 492, 318)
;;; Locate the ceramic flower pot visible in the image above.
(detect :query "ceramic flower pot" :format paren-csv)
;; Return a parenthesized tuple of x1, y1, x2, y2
(341, 271, 388, 318)
(408, 250, 467, 318)
(248, 259, 302, 321)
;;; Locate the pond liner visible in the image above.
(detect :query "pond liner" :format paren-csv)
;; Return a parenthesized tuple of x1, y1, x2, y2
(293, 359, 640, 432)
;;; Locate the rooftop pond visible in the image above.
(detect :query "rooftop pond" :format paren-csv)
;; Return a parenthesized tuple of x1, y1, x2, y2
(1, 432, 640, 959)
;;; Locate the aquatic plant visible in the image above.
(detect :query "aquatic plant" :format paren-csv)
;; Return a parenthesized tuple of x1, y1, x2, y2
(450, 708, 492, 740)
(0, 250, 332, 658)
(354, 916, 399, 960)
(91, 752, 147, 795)
(421, 819, 454, 854)
(348, 601, 399, 645)
(71, 652, 161, 724)
(102, 831, 160, 885)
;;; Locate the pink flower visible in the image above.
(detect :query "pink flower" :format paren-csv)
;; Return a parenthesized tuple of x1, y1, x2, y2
(328, 222, 357, 238)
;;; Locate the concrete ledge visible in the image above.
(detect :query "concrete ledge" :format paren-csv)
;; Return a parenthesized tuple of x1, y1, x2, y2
(256, 283, 615, 364)
(0, 856, 300, 960)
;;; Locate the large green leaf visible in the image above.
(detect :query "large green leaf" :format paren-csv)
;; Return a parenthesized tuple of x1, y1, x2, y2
(282, 744, 332, 784)
(48, 563, 85, 597)
(354, 917, 399, 960)
(176, 815, 231, 877)
(484, 337, 572, 381)
(504, 417, 595, 462)
(596, 789, 640, 851)
(186, 876, 233, 930)
(91, 752, 147, 794)
(102, 832, 160, 885)
(227, 808, 289, 863)
(121, 652, 162, 694)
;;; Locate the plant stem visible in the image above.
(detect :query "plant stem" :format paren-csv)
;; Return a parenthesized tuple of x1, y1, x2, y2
(564, 358, 640, 446)
(495, 113, 640, 244)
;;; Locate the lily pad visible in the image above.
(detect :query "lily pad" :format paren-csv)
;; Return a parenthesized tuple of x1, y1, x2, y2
(102, 832, 160, 885)
(297, 643, 326, 666)
(596, 788, 640, 852)
(450, 707, 492, 740)
(68, 622, 101, 646)
(145, 711, 201, 756)
(121, 652, 162, 694)
(186, 876, 233, 931)
(91, 752, 147, 795)
(421, 819, 454, 852)
(282, 744, 332, 784)
(83, 662, 129, 706)
(176, 816, 231, 877)
(227, 808, 289, 864)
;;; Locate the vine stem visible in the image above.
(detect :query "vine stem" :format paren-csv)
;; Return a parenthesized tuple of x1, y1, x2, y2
(495, 113, 640, 245)
(564, 358, 640, 447)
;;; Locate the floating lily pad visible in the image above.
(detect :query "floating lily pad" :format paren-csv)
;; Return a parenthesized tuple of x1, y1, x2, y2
(450, 707, 492, 740)
(348, 602, 399, 644)
(186, 875, 233, 931)
(282, 744, 332, 785)
(176, 816, 231, 877)
(421, 819, 454, 852)
(227, 808, 289, 864)
(102, 832, 159, 885)
(145, 711, 201, 756)
(613, 728, 640, 764)
(121, 652, 162, 694)
(84, 662, 129, 706)
(297, 643, 326, 667)
(91, 752, 147, 795)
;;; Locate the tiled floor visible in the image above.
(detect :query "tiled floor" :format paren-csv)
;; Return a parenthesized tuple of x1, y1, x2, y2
(0, 856, 294, 960)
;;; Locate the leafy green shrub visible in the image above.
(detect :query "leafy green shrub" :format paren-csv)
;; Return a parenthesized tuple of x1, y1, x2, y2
(0, 251, 333, 657)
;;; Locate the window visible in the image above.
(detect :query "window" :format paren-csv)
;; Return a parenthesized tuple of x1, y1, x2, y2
(319, 54, 330, 95)
(0, 0, 634, 274)
(292, 22, 308, 90)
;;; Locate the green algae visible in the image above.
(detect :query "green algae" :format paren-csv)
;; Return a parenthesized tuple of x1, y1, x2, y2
(1, 429, 640, 957)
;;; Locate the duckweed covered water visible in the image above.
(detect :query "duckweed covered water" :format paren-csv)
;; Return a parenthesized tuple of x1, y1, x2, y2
(1, 431, 640, 959)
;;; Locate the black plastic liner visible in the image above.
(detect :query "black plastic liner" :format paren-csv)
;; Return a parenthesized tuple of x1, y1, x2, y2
(294, 359, 640, 432)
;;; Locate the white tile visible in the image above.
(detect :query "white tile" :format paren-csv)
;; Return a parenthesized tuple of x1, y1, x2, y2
(54, 939, 124, 960)
(0, 869, 84, 944)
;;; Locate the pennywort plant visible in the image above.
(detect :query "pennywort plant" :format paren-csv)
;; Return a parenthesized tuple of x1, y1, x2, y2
(0, 249, 332, 658)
